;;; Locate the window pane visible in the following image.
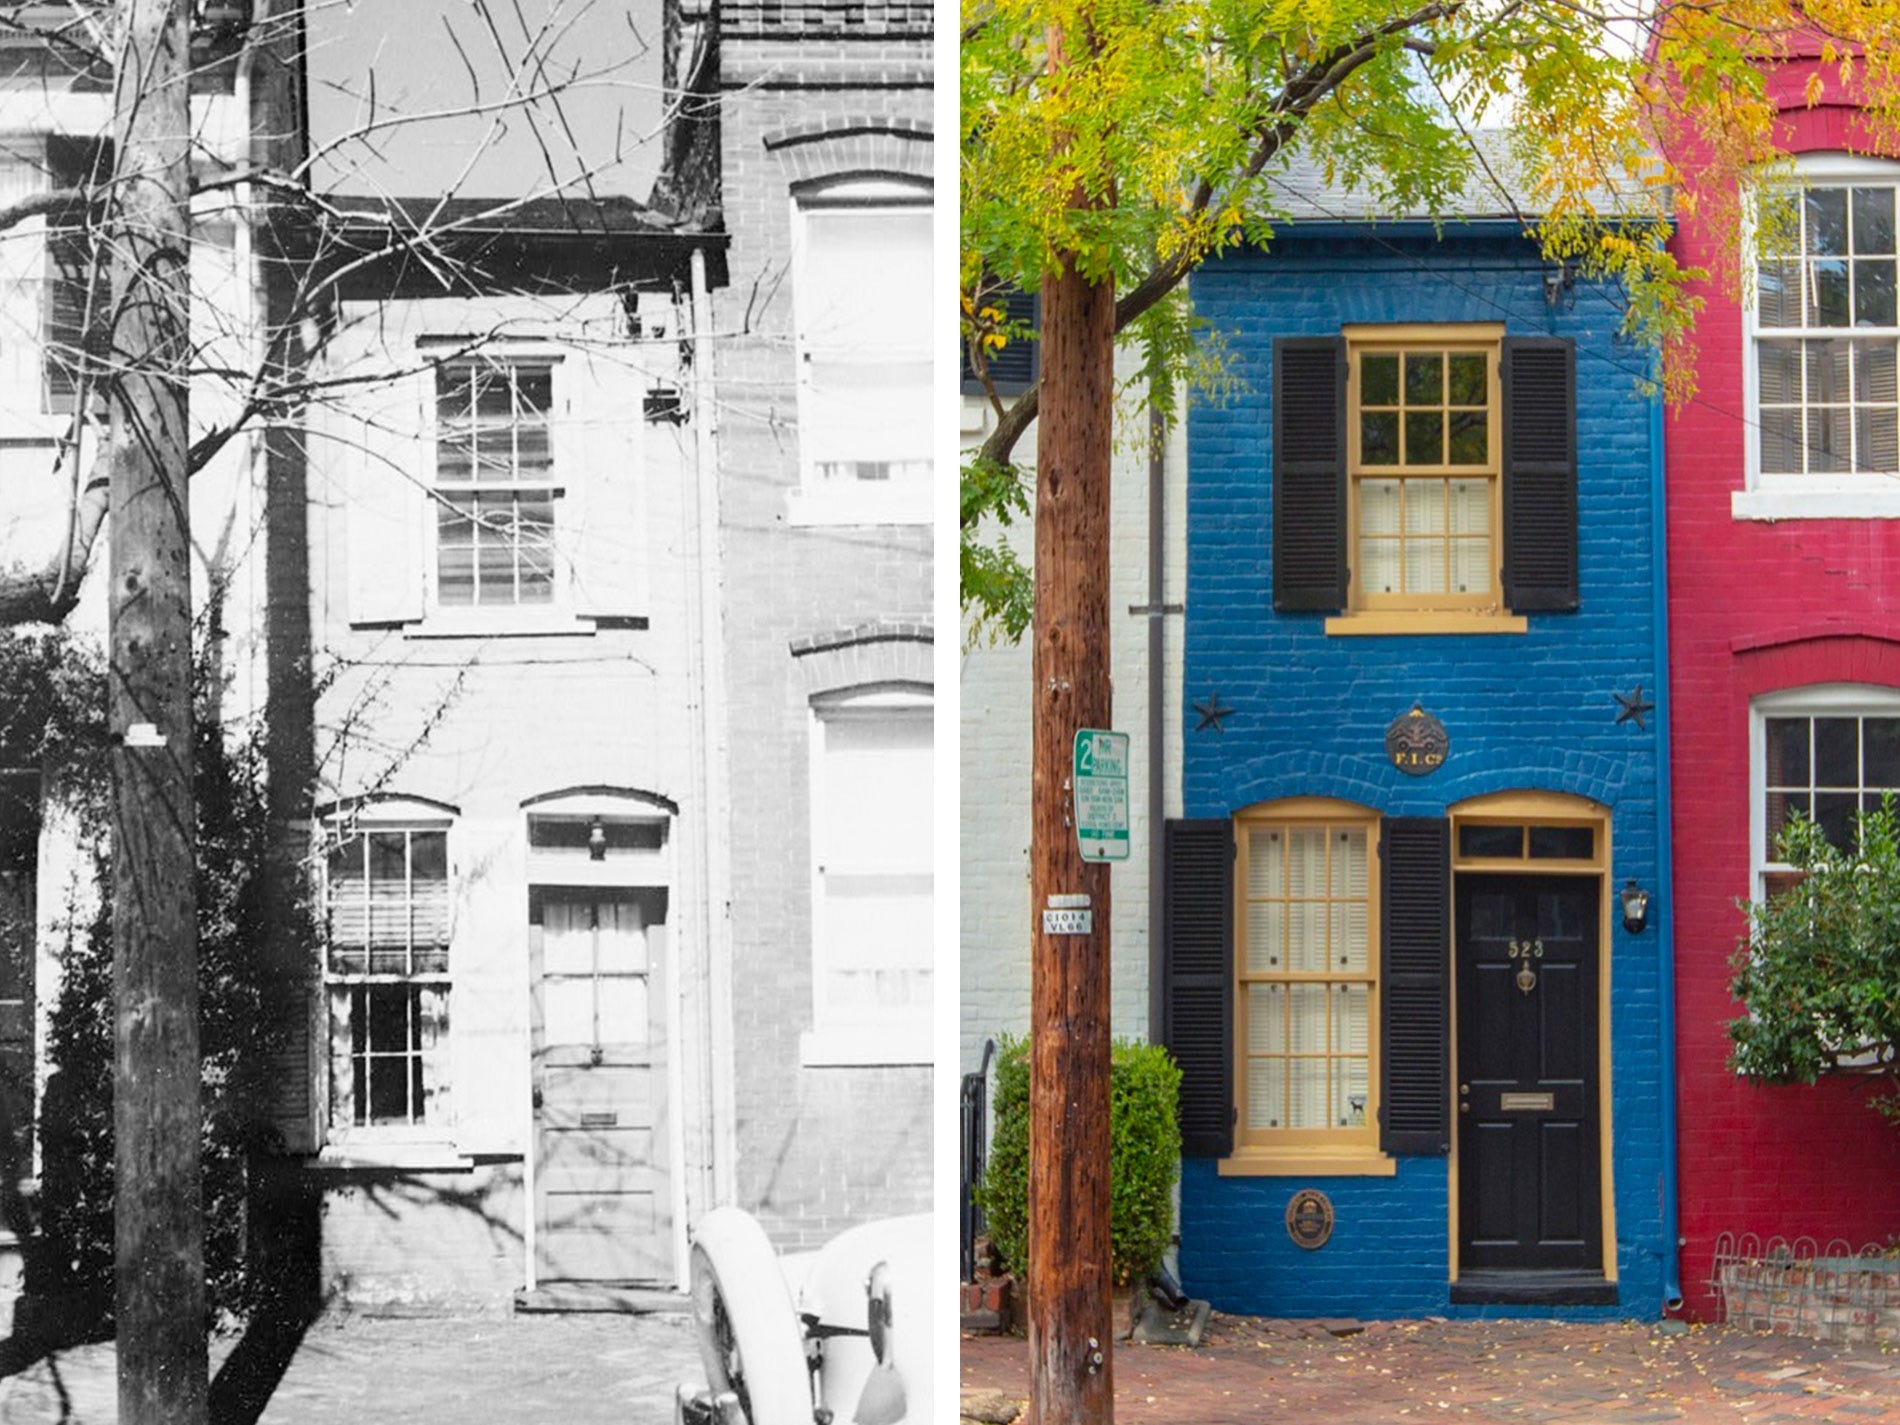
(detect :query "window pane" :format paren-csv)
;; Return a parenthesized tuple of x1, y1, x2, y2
(1404, 410, 1444, 465)
(1856, 407, 1898, 474)
(1361, 353, 1399, 406)
(1287, 900, 1326, 972)
(1758, 260, 1801, 327)
(1447, 479, 1488, 534)
(1246, 901, 1281, 971)
(1361, 412, 1399, 465)
(1859, 343, 1898, 402)
(1808, 340, 1852, 402)
(596, 977, 648, 1047)
(1815, 790, 1858, 849)
(1404, 351, 1442, 405)
(1247, 828, 1284, 897)
(1287, 829, 1325, 896)
(1854, 188, 1896, 257)
(1449, 536, 1489, 596)
(1865, 718, 1900, 789)
(1815, 717, 1859, 785)
(543, 976, 594, 1046)
(1360, 537, 1399, 594)
(1334, 901, 1368, 972)
(1248, 1058, 1285, 1129)
(1806, 406, 1850, 473)
(1447, 410, 1487, 465)
(1528, 825, 1594, 858)
(1759, 407, 1801, 474)
(1808, 188, 1849, 257)
(1855, 260, 1896, 328)
(1447, 352, 1487, 405)
(1765, 789, 1809, 846)
(1404, 478, 1446, 534)
(1404, 538, 1446, 595)
(1458, 824, 1522, 858)
(1359, 480, 1400, 535)
(1331, 828, 1366, 897)
(1758, 343, 1801, 403)
(1333, 1054, 1370, 1129)
(1248, 983, 1285, 1054)
(1812, 260, 1850, 327)
(1287, 1058, 1327, 1129)
(1333, 984, 1369, 1056)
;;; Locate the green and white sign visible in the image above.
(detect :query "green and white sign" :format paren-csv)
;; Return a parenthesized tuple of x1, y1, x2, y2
(1072, 728, 1130, 862)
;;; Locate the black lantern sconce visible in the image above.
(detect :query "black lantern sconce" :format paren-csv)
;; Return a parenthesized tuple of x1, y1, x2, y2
(588, 817, 607, 862)
(1620, 878, 1649, 935)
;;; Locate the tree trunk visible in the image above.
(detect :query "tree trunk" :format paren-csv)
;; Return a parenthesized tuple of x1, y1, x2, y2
(109, 2, 203, 1421)
(1026, 229, 1118, 1425)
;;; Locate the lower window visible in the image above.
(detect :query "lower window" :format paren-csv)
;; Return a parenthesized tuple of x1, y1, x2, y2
(325, 824, 452, 1129)
(1234, 805, 1379, 1159)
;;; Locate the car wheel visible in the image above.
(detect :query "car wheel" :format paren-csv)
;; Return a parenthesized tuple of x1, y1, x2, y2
(689, 1207, 812, 1425)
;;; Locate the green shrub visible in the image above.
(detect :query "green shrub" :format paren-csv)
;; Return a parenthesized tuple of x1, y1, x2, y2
(972, 1033, 1183, 1287)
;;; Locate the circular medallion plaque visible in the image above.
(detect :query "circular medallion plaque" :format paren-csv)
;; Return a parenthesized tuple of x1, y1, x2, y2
(1285, 1188, 1335, 1250)
(1385, 705, 1449, 776)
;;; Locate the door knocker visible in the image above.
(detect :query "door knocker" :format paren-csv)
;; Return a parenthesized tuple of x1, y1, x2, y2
(1507, 938, 1544, 995)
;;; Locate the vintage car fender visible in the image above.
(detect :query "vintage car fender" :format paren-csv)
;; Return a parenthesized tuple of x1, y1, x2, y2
(685, 1206, 813, 1425)
(791, 1213, 931, 1425)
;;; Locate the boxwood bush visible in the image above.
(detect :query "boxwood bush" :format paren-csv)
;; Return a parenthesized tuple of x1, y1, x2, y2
(973, 1033, 1182, 1286)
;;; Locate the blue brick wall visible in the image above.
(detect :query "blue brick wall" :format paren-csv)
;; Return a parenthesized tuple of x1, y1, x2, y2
(1182, 229, 1668, 1319)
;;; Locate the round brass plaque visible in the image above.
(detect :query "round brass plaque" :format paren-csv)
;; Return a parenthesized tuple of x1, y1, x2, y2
(1285, 1188, 1335, 1250)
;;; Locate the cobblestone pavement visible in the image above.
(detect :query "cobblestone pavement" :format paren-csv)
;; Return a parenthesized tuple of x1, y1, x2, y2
(0, 1309, 704, 1424)
(963, 1315, 1900, 1424)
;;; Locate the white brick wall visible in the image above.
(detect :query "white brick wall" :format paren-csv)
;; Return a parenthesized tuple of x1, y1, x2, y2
(958, 375, 1187, 1073)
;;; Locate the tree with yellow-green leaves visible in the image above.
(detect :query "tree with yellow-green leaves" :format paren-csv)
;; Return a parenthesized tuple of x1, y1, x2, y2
(962, 5, 1900, 1422)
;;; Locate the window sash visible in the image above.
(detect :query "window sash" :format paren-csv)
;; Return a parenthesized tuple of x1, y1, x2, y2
(1235, 819, 1378, 1148)
(1347, 341, 1500, 610)
(433, 361, 560, 606)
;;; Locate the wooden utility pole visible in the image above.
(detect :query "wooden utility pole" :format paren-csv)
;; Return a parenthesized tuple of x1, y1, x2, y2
(109, 2, 204, 1421)
(1027, 12, 1116, 1419)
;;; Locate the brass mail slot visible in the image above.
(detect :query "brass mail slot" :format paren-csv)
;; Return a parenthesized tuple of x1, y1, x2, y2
(579, 1111, 619, 1128)
(1499, 1092, 1555, 1112)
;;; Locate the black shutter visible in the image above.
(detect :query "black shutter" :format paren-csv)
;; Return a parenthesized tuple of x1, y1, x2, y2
(1380, 817, 1450, 1155)
(960, 286, 1039, 396)
(1162, 819, 1234, 1157)
(1500, 336, 1578, 612)
(1272, 337, 1348, 612)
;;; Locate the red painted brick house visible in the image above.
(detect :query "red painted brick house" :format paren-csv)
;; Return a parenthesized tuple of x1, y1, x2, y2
(1666, 40, 1900, 1318)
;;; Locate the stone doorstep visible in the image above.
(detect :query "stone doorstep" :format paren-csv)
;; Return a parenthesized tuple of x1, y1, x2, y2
(513, 1282, 691, 1315)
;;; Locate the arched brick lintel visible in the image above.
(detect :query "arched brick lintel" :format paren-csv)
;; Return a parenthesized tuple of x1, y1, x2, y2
(791, 622, 932, 697)
(764, 120, 932, 187)
(1735, 631, 1900, 701)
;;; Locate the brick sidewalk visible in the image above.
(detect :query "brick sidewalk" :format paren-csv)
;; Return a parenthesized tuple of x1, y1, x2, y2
(962, 1315, 1900, 1424)
(0, 1309, 703, 1424)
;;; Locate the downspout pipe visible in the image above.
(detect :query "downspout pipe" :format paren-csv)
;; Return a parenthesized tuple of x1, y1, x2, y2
(1146, 400, 1166, 1044)
(1651, 370, 1684, 1315)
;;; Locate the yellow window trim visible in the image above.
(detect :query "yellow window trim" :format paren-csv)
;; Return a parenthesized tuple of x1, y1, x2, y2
(1326, 611, 1527, 636)
(1219, 1148, 1397, 1178)
(1232, 807, 1383, 1153)
(1343, 321, 1506, 342)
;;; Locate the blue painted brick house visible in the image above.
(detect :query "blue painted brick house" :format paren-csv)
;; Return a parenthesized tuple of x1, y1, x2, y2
(1165, 207, 1676, 1319)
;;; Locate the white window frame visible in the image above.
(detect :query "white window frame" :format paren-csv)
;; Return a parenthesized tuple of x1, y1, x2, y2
(1736, 152, 1900, 521)
(1749, 683, 1900, 898)
(420, 346, 589, 633)
(801, 683, 933, 1066)
(318, 799, 462, 1162)
(786, 178, 933, 528)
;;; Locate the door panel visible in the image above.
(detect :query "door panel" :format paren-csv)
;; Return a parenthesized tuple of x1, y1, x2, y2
(1456, 873, 1601, 1276)
(532, 887, 671, 1284)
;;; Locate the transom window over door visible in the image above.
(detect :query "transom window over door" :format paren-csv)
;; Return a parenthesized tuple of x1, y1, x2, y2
(1234, 807, 1378, 1158)
(434, 359, 558, 607)
(1753, 166, 1900, 480)
(325, 823, 451, 1130)
(1348, 331, 1500, 609)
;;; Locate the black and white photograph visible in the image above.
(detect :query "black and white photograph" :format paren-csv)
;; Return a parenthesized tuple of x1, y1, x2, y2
(0, 2, 934, 1421)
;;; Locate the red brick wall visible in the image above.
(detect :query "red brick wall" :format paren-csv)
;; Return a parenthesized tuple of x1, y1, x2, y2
(1667, 58, 1900, 1318)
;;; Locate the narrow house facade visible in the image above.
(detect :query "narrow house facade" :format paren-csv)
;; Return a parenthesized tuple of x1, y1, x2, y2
(1169, 176, 1676, 1316)
(1665, 43, 1900, 1317)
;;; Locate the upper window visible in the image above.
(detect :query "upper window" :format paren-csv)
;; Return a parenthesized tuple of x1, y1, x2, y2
(1348, 334, 1500, 612)
(1743, 156, 1900, 515)
(790, 180, 931, 525)
(324, 820, 452, 1131)
(433, 359, 559, 608)
(1231, 803, 1382, 1169)
(1753, 686, 1900, 899)
(804, 685, 932, 1064)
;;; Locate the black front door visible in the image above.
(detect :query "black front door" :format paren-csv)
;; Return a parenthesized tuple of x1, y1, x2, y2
(1456, 873, 1601, 1279)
